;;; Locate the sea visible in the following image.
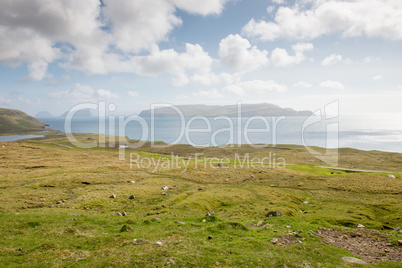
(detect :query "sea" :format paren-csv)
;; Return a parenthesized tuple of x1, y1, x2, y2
(37, 114, 402, 153)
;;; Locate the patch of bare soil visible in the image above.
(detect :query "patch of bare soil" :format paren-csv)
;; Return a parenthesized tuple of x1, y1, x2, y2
(316, 228, 402, 263)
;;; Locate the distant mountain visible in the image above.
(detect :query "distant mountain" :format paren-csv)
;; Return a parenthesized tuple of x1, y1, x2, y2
(35, 111, 54, 118)
(139, 103, 312, 118)
(58, 108, 95, 119)
(0, 108, 50, 134)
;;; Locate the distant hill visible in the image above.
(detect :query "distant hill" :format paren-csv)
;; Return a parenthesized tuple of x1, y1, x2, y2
(139, 103, 312, 117)
(36, 109, 95, 119)
(0, 108, 50, 134)
(58, 108, 94, 119)
(35, 111, 54, 118)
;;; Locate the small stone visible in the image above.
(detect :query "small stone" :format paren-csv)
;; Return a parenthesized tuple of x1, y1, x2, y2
(286, 225, 291, 228)
(161, 186, 168, 190)
(341, 235, 348, 240)
(62, 200, 66, 203)
(251, 175, 254, 178)
(116, 212, 123, 216)
(129, 195, 135, 199)
(271, 238, 279, 244)
(256, 221, 264, 227)
(398, 240, 402, 246)
(162, 192, 166, 195)
(122, 211, 127, 216)
(217, 163, 224, 167)
(155, 241, 163, 246)
(393, 226, 400, 231)
(202, 219, 207, 223)
(133, 239, 148, 245)
(357, 224, 365, 228)
(110, 194, 116, 198)
(56, 201, 62, 204)
(208, 235, 213, 240)
(387, 174, 396, 179)
(342, 257, 367, 265)
(174, 221, 185, 225)
(266, 211, 282, 217)
(154, 218, 161, 221)
(131, 181, 135, 183)
(205, 211, 214, 216)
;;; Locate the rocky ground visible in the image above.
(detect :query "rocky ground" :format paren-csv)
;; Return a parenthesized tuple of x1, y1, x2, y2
(316, 227, 402, 264)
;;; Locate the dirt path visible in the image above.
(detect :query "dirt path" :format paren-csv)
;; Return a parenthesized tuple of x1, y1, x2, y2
(315, 166, 401, 174)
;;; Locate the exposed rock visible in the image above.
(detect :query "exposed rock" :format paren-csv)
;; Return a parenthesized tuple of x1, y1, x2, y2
(161, 186, 168, 190)
(394, 227, 401, 231)
(155, 241, 163, 246)
(110, 194, 116, 198)
(357, 224, 365, 228)
(271, 238, 279, 244)
(130, 181, 135, 183)
(205, 211, 215, 216)
(266, 211, 282, 217)
(256, 221, 264, 227)
(133, 239, 148, 245)
(202, 219, 207, 223)
(129, 195, 135, 199)
(387, 174, 396, 179)
(116, 212, 123, 216)
(398, 240, 402, 246)
(341, 257, 367, 265)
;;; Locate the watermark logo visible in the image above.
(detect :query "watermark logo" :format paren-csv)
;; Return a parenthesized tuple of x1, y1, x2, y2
(64, 101, 339, 166)
(302, 100, 339, 166)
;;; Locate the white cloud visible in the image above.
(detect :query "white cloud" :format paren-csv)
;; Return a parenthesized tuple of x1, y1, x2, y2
(321, 54, 343, 66)
(223, 80, 287, 95)
(219, 34, 269, 72)
(373, 75, 383, 81)
(171, 0, 227, 16)
(128, 91, 140, 97)
(47, 75, 71, 87)
(321, 54, 354, 66)
(364, 56, 373, 64)
(267, 6, 276, 14)
(272, 0, 286, 4)
(271, 43, 313, 67)
(319, 80, 345, 90)
(193, 88, 223, 98)
(294, 81, 312, 88)
(50, 83, 119, 100)
(102, 0, 181, 53)
(0, 0, 228, 80)
(242, 0, 402, 41)
(96, 89, 119, 99)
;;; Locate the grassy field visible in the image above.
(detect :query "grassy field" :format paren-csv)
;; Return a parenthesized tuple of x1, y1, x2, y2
(0, 134, 401, 267)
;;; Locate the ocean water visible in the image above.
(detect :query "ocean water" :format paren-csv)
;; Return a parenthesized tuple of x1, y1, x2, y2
(0, 134, 44, 142)
(38, 115, 402, 153)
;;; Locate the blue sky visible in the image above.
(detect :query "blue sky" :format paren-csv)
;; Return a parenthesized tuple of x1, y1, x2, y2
(0, 0, 401, 116)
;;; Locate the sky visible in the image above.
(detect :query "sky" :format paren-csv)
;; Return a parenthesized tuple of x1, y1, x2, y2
(0, 0, 401, 117)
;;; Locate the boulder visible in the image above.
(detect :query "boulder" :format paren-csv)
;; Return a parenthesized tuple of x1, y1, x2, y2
(341, 257, 367, 265)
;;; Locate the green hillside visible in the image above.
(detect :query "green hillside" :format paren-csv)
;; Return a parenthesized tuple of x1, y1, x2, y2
(0, 108, 49, 134)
